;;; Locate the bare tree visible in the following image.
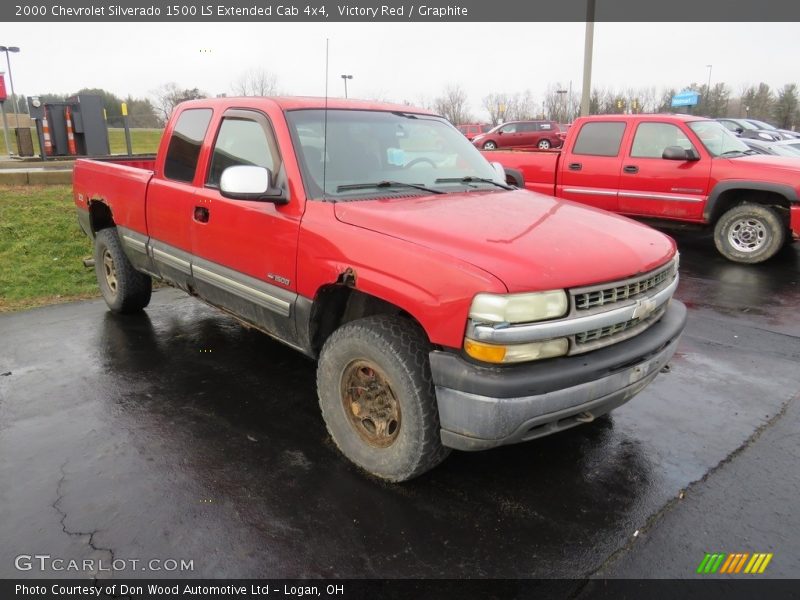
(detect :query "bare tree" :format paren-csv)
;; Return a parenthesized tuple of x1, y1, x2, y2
(433, 84, 472, 125)
(232, 68, 280, 96)
(151, 82, 207, 124)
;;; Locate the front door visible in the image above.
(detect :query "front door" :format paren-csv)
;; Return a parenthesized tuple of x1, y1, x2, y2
(191, 109, 302, 341)
(618, 121, 711, 220)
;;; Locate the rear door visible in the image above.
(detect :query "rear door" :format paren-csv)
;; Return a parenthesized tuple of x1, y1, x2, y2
(557, 120, 627, 211)
(191, 108, 301, 340)
(618, 121, 710, 220)
(146, 107, 214, 290)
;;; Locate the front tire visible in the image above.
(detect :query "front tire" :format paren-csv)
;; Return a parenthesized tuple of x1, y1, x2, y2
(94, 228, 152, 313)
(713, 203, 786, 264)
(482, 141, 497, 150)
(316, 315, 450, 482)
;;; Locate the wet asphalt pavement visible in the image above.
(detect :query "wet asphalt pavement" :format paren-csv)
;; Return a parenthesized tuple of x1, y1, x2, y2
(0, 231, 798, 581)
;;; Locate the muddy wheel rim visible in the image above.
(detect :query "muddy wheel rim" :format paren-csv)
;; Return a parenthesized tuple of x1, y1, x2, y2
(102, 249, 118, 295)
(341, 360, 401, 448)
(728, 218, 767, 253)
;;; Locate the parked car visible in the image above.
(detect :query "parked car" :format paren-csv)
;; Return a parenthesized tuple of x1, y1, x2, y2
(456, 122, 490, 141)
(740, 138, 800, 157)
(484, 114, 800, 264)
(744, 119, 800, 140)
(72, 97, 685, 481)
(473, 120, 563, 151)
(717, 118, 783, 141)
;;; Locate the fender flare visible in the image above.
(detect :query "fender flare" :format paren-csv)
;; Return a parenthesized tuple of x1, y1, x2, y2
(704, 180, 797, 222)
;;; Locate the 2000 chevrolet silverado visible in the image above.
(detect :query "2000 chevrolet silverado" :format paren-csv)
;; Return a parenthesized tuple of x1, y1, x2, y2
(484, 114, 800, 264)
(74, 97, 686, 481)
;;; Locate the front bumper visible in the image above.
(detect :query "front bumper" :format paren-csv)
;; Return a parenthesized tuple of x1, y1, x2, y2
(430, 300, 687, 451)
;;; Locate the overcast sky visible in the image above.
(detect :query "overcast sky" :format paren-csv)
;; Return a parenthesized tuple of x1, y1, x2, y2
(4, 22, 799, 118)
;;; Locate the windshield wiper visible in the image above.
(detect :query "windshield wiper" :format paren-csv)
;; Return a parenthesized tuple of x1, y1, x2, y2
(434, 176, 514, 190)
(719, 150, 747, 157)
(336, 180, 444, 194)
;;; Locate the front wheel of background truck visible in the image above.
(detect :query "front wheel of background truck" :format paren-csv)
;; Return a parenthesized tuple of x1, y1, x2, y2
(94, 228, 152, 313)
(316, 315, 451, 482)
(713, 203, 786, 264)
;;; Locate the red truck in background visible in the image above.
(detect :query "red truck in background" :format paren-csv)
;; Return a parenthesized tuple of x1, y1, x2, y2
(485, 114, 800, 264)
(73, 97, 686, 481)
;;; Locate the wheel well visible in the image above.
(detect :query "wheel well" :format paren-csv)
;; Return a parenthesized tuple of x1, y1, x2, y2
(309, 283, 422, 355)
(504, 168, 525, 187)
(89, 200, 115, 234)
(709, 189, 790, 225)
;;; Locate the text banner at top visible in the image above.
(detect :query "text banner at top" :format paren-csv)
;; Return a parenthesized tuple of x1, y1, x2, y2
(4, 0, 800, 22)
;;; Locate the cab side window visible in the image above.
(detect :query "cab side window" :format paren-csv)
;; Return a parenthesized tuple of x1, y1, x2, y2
(572, 122, 626, 156)
(207, 116, 279, 187)
(631, 122, 696, 158)
(164, 108, 213, 183)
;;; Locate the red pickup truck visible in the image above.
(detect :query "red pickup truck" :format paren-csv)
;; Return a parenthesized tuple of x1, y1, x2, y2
(73, 97, 685, 481)
(486, 114, 800, 264)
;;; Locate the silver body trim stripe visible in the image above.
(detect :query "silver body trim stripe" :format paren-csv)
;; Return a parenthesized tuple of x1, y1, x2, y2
(619, 191, 704, 203)
(121, 235, 147, 253)
(562, 187, 618, 197)
(467, 275, 679, 344)
(192, 264, 292, 317)
(152, 247, 191, 274)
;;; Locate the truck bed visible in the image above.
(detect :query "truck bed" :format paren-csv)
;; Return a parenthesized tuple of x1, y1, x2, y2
(73, 157, 155, 236)
(481, 149, 559, 196)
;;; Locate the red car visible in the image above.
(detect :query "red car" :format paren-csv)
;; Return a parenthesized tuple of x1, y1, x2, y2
(473, 120, 563, 151)
(484, 114, 800, 264)
(456, 123, 490, 141)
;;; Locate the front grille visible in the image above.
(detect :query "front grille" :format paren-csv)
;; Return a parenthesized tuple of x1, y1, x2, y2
(573, 263, 674, 311)
(571, 305, 667, 354)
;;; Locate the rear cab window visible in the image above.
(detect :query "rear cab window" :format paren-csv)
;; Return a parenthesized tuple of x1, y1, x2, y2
(572, 122, 626, 156)
(163, 108, 213, 182)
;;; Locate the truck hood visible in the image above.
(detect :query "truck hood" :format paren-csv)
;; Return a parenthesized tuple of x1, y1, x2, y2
(333, 190, 676, 293)
(725, 155, 800, 183)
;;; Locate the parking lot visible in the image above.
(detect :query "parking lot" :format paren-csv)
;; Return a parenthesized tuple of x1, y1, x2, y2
(0, 230, 798, 580)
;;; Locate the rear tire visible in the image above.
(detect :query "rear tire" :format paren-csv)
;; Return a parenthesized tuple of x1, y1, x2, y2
(538, 139, 551, 150)
(316, 315, 450, 482)
(713, 203, 785, 264)
(94, 228, 152, 313)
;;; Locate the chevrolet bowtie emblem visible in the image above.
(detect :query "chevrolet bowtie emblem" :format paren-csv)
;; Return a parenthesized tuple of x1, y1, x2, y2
(632, 298, 658, 320)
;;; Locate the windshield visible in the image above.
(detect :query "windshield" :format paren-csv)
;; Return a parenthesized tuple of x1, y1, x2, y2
(749, 119, 777, 130)
(286, 109, 501, 200)
(688, 121, 751, 157)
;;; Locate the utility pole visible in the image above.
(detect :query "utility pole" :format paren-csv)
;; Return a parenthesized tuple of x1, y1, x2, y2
(580, 0, 595, 117)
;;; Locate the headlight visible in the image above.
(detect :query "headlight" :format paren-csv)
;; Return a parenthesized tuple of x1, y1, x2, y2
(464, 337, 569, 364)
(469, 290, 568, 324)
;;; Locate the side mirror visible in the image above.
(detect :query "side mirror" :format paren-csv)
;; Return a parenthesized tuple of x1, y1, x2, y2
(491, 161, 507, 183)
(735, 127, 744, 134)
(497, 130, 505, 135)
(219, 165, 287, 203)
(662, 146, 699, 161)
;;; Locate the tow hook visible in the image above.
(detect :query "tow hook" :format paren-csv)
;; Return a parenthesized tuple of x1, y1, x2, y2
(82, 257, 95, 268)
(575, 412, 595, 423)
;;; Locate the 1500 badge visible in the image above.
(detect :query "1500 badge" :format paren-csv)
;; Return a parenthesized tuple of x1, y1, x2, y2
(267, 273, 291, 286)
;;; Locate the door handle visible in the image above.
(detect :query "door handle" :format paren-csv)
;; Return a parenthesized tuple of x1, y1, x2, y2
(568, 162, 582, 171)
(193, 206, 210, 223)
(623, 165, 639, 174)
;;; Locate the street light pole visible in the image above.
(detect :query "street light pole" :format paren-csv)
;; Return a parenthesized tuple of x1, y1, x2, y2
(0, 46, 21, 128)
(341, 74, 353, 98)
(705, 64, 713, 113)
(556, 89, 568, 123)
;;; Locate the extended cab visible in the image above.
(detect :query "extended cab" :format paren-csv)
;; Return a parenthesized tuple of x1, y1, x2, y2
(486, 114, 800, 264)
(74, 98, 686, 481)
